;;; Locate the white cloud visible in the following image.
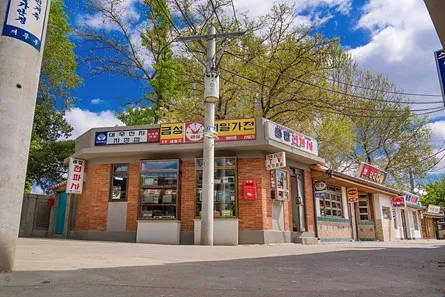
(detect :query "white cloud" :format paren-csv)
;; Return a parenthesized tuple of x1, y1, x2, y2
(428, 120, 445, 147)
(65, 108, 124, 139)
(91, 98, 102, 104)
(348, 0, 445, 118)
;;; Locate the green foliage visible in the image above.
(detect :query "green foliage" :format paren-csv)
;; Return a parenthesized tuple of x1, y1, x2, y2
(26, 0, 80, 192)
(421, 178, 445, 207)
(118, 105, 157, 126)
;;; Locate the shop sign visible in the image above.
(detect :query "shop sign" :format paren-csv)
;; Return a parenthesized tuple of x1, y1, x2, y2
(95, 129, 159, 145)
(313, 180, 327, 193)
(439, 217, 445, 223)
(2, 0, 50, 51)
(347, 188, 359, 203)
(160, 118, 256, 144)
(405, 194, 421, 208)
(66, 158, 85, 195)
(265, 152, 286, 170)
(266, 121, 318, 156)
(356, 163, 387, 184)
(427, 204, 441, 214)
(392, 196, 405, 207)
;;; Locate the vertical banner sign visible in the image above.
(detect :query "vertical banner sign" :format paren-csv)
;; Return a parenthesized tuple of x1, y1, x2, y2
(434, 50, 445, 106)
(2, 0, 50, 51)
(66, 158, 85, 195)
(265, 152, 286, 170)
(347, 188, 359, 203)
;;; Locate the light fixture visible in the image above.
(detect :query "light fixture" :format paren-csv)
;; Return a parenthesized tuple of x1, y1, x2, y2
(414, 187, 419, 193)
(423, 191, 428, 196)
(418, 189, 424, 195)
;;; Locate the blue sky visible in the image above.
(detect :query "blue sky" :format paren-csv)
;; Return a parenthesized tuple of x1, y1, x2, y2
(55, 0, 445, 184)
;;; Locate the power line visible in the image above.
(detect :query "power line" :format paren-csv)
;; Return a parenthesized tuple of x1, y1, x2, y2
(224, 51, 445, 105)
(219, 66, 445, 116)
(209, 0, 224, 32)
(230, 0, 240, 28)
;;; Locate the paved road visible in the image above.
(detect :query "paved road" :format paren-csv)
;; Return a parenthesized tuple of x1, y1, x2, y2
(0, 238, 444, 297)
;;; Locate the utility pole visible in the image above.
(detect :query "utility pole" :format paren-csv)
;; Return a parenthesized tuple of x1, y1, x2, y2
(409, 168, 415, 193)
(0, 0, 51, 271)
(177, 26, 244, 245)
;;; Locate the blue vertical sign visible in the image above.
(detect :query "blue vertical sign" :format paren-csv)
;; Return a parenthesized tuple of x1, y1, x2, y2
(2, 0, 49, 51)
(434, 49, 445, 106)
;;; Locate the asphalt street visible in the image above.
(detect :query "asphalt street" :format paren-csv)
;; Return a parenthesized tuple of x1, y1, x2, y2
(0, 238, 444, 297)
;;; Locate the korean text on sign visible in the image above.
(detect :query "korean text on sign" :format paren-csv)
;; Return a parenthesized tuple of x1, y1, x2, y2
(215, 118, 256, 141)
(2, 0, 49, 51)
(267, 121, 319, 156)
(160, 123, 185, 144)
(67, 158, 85, 194)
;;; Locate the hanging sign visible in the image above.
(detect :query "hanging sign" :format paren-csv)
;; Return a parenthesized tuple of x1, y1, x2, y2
(405, 194, 420, 208)
(2, 0, 50, 51)
(266, 121, 318, 156)
(313, 180, 327, 193)
(160, 118, 256, 144)
(95, 129, 159, 145)
(347, 188, 359, 203)
(265, 152, 286, 170)
(356, 163, 387, 184)
(392, 196, 405, 207)
(427, 204, 441, 214)
(66, 158, 85, 195)
(434, 50, 445, 106)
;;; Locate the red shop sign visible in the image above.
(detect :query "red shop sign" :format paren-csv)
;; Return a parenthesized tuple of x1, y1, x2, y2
(392, 196, 405, 207)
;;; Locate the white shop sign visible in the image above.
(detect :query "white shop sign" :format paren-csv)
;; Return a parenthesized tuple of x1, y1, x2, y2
(265, 152, 286, 170)
(266, 121, 318, 156)
(427, 204, 441, 214)
(66, 158, 85, 195)
(2, 0, 50, 51)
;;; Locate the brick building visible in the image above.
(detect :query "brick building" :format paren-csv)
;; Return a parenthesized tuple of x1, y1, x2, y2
(66, 118, 323, 245)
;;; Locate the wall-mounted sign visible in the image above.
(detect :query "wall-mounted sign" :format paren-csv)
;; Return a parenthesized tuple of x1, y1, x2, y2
(2, 0, 50, 51)
(356, 163, 387, 185)
(434, 49, 445, 106)
(313, 180, 327, 193)
(265, 152, 286, 170)
(392, 196, 405, 207)
(95, 129, 159, 145)
(439, 217, 445, 223)
(347, 188, 359, 203)
(66, 158, 85, 195)
(160, 118, 256, 144)
(266, 121, 318, 156)
(427, 204, 441, 214)
(405, 194, 420, 208)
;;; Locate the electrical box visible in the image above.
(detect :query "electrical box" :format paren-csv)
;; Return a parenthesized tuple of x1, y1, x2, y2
(243, 180, 257, 200)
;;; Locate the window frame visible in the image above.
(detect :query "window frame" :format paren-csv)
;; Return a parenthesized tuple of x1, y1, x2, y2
(358, 197, 370, 221)
(412, 211, 419, 230)
(109, 163, 129, 202)
(139, 159, 180, 220)
(319, 185, 343, 218)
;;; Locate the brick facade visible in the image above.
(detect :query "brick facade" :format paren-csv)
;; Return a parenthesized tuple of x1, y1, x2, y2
(317, 218, 352, 241)
(126, 162, 140, 232)
(180, 160, 196, 232)
(303, 170, 315, 233)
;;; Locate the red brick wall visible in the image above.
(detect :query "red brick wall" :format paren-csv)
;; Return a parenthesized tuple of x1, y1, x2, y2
(126, 162, 140, 232)
(75, 164, 110, 231)
(180, 160, 196, 232)
(304, 170, 315, 233)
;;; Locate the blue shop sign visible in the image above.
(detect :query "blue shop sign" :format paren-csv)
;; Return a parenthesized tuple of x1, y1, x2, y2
(434, 49, 445, 106)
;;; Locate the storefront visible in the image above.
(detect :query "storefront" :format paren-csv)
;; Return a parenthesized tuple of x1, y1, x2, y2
(391, 194, 423, 240)
(311, 167, 402, 242)
(68, 118, 324, 245)
(421, 205, 445, 239)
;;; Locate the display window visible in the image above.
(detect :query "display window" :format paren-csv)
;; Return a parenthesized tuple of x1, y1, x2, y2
(139, 160, 180, 219)
(358, 195, 370, 220)
(195, 157, 237, 217)
(110, 164, 129, 201)
(318, 185, 342, 217)
(270, 169, 289, 200)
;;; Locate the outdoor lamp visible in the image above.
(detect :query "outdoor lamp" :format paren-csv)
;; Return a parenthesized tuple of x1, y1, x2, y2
(414, 187, 419, 193)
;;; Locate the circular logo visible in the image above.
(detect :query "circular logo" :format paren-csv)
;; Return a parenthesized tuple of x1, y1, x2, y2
(314, 181, 327, 191)
(97, 133, 106, 141)
(185, 123, 204, 142)
(348, 188, 358, 196)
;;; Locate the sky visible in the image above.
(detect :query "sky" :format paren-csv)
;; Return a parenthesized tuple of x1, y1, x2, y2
(53, 0, 445, 188)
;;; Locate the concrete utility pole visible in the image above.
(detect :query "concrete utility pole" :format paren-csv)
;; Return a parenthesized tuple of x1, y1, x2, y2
(177, 26, 244, 245)
(0, 0, 51, 271)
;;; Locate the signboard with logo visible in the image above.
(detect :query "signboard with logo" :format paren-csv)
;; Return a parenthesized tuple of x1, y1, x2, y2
(313, 180, 327, 193)
(265, 152, 286, 170)
(2, 0, 50, 51)
(405, 194, 420, 208)
(66, 158, 85, 194)
(265, 121, 318, 156)
(427, 204, 441, 214)
(392, 196, 405, 207)
(160, 118, 256, 144)
(95, 129, 159, 145)
(356, 163, 387, 185)
(434, 49, 445, 105)
(347, 188, 359, 203)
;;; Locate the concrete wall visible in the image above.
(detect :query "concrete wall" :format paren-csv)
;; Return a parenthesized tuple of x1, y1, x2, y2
(19, 194, 52, 238)
(136, 220, 181, 244)
(373, 194, 398, 241)
(317, 217, 352, 242)
(194, 218, 239, 245)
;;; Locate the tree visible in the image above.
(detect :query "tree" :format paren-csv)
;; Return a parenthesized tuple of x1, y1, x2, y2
(421, 178, 445, 207)
(26, 0, 82, 192)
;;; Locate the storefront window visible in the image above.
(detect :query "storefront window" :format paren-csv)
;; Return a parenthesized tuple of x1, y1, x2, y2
(196, 157, 237, 217)
(139, 160, 179, 219)
(110, 164, 128, 201)
(358, 198, 370, 220)
(412, 211, 419, 230)
(319, 185, 343, 217)
(271, 169, 289, 200)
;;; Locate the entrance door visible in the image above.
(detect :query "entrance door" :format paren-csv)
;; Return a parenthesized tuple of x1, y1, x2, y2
(55, 193, 67, 234)
(400, 209, 408, 239)
(290, 169, 305, 232)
